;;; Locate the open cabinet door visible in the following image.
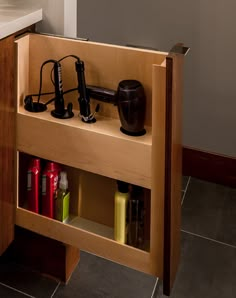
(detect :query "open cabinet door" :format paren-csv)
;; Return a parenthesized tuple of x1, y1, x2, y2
(163, 45, 189, 296)
(0, 35, 15, 255)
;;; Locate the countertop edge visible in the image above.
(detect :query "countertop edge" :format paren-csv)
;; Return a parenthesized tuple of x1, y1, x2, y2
(0, 8, 43, 40)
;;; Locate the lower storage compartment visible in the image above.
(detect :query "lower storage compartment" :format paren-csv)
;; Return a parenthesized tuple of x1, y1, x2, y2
(16, 152, 152, 270)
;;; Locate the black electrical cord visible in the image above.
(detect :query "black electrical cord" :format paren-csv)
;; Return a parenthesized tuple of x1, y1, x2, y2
(50, 55, 80, 86)
(35, 56, 79, 104)
(29, 91, 55, 97)
(37, 59, 58, 103)
(44, 87, 78, 106)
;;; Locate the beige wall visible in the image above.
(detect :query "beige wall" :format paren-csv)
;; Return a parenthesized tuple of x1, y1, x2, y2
(36, 0, 77, 37)
(77, 0, 236, 157)
(3, 0, 77, 37)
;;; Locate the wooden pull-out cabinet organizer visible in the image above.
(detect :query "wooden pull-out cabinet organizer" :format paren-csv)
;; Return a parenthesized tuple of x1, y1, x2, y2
(15, 33, 184, 294)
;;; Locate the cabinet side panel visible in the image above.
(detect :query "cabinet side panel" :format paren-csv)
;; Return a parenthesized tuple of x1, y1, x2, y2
(15, 35, 30, 110)
(163, 55, 183, 295)
(0, 36, 15, 254)
(150, 64, 166, 277)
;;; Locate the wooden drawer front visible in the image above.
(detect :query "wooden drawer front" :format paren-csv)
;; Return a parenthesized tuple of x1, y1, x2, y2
(15, 207, 152, 275)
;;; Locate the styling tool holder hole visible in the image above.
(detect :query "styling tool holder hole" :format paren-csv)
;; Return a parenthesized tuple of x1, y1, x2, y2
(24, 95, 47, 113)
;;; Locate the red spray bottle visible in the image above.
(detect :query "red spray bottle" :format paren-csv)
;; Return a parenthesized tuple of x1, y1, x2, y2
(41, 162, 60, 218)
(27, 158, 41, 213)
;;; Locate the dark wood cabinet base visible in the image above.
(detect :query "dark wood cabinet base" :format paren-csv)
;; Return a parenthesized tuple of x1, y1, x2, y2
(4, 226, 80, 283)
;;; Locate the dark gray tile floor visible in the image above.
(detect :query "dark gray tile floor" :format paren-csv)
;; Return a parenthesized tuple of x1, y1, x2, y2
(0, 176, 235, 298)
(155, 232, 236, 298)
(0, 255, 58, 298)
(0, 283, 30, 298)
(182, 178, 236, 247)
(54, 251, 157, 298)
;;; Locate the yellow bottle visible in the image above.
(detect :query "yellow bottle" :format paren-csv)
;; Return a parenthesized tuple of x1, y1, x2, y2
(114, 181, 129, 244)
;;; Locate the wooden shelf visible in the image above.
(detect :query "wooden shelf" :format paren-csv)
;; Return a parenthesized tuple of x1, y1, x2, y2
(17, 105, 152, 145)
(17, 105, 152, 189)
(69, 216, 114, 240)
(15, 206, 152, 274)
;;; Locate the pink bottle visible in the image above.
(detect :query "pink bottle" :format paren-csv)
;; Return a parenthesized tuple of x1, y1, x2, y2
(27, 158, 41, 213)
(41, 162, 60, 218)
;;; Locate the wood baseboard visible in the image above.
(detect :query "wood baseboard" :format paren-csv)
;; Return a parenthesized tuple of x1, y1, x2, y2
(182, 147, 236, 187)
(4, 226, 80, 283)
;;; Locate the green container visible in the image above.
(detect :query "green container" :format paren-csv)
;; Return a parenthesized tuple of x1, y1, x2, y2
(55, 190, 70, 223)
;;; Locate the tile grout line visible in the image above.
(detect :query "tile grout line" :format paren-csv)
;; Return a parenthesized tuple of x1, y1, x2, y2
(50, 281, 61, 298)
(150, 278, 159, 298)
(181, 229, 236, 249)
(182, 176, 191, 193)
(181, 176, 191, 205)
(0, 281, 35, 298)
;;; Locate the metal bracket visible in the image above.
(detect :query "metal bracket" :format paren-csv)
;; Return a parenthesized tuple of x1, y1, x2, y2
(169, 43, 190, 56)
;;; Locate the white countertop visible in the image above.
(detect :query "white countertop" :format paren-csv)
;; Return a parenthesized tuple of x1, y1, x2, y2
(0, 0, 42, 39)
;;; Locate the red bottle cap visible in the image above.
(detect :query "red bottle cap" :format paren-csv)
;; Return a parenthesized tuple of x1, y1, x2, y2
(46, 162, 57, 172)
(30, 158, 40, 169)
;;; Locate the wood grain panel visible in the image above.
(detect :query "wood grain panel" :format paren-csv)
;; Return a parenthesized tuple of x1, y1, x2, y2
(16, 108, 152, 189)
(0, 35, 15, 255)
(79, 171, 116, 227)
(163, 54, 183, 296)
(150, 64, 167, 278)
(0, 27, 81, 282)
(15, 207, 152, 275)
(0, 25, 35, 255)
(16, 33, 167, 127)
(5, 226, 80, 283)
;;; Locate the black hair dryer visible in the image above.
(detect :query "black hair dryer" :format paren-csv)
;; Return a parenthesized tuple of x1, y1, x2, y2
(87, 79, 146, 136)
(116, 80, 146, 136)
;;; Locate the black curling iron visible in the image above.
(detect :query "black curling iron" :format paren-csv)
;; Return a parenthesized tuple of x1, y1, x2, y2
(51, 61, 74, 119)
(24, 59, 74, 119)
(75, 58, 101, 123)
